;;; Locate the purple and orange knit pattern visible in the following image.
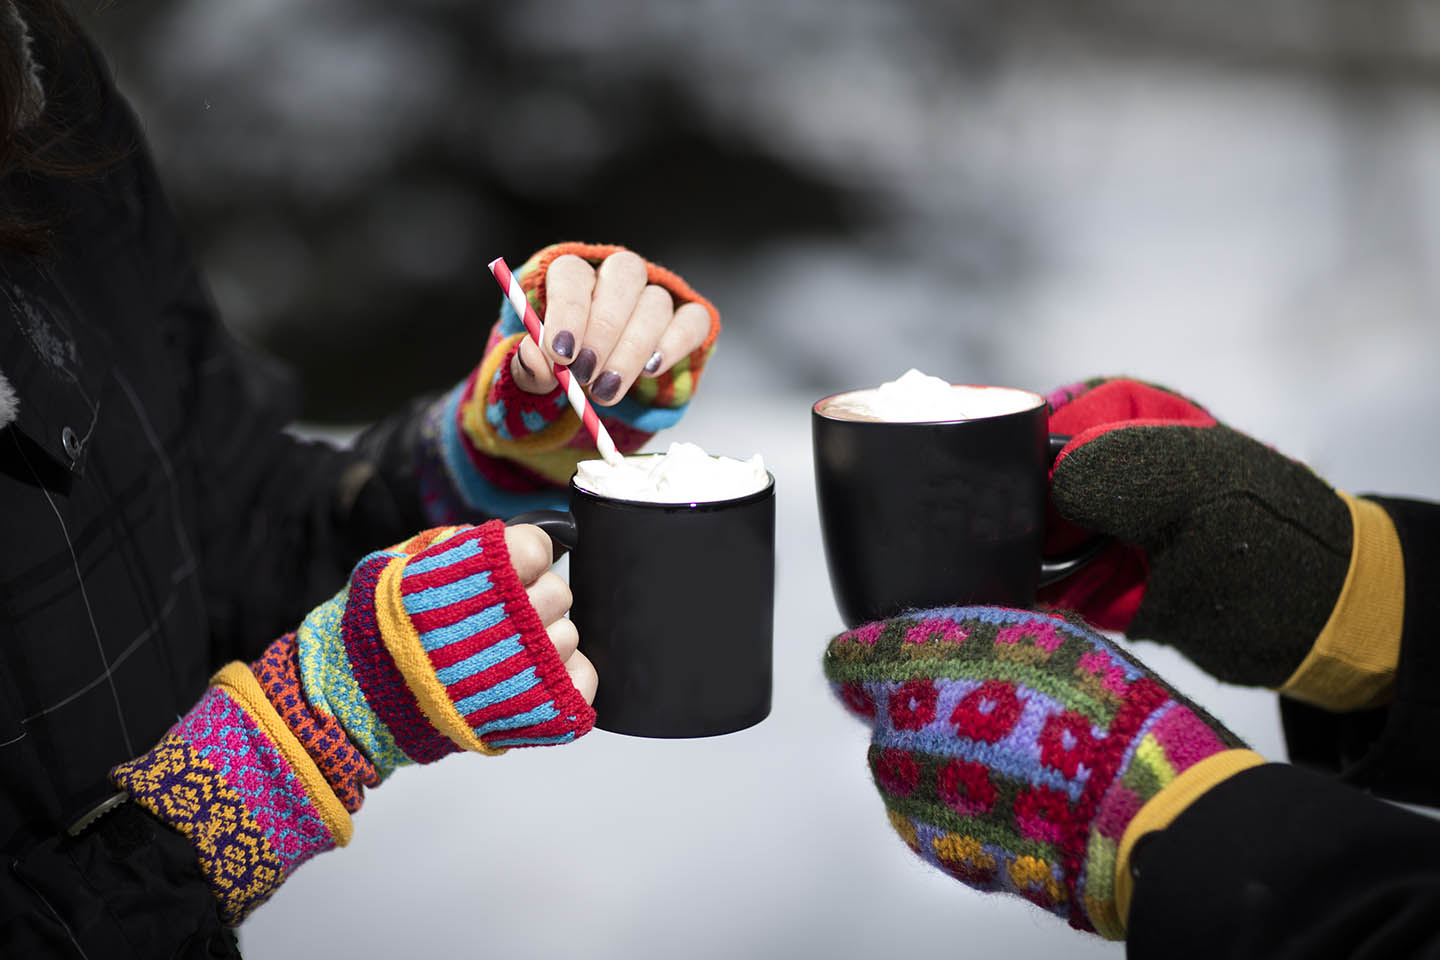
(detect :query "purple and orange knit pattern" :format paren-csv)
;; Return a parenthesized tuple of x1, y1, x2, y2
(112, 520, 594, 925)
(253, 632, 379, 812)
(111, 685, 336, 923)
(823, 607, 1243, 939)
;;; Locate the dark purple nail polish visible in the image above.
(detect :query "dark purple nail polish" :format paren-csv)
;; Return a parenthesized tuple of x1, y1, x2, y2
(643, 350, 663, 375)
(571, 347, 597, 384)
(591, 371, 622, 403)
(552, 330, 575, 359)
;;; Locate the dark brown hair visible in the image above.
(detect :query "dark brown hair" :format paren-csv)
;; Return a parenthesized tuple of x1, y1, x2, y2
(0, 0, 101, 253)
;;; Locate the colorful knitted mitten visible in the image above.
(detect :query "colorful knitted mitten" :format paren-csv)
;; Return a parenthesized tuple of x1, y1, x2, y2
(1040, 377, 1373, 689)
(417, 242, 722, 521)
(111, 521, 594, 924)
(824, 606, 1261, 939)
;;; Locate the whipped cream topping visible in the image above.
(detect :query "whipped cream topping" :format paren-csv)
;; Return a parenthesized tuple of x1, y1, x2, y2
(574, 442, 769, 504)
(826, 369, 1040, 422)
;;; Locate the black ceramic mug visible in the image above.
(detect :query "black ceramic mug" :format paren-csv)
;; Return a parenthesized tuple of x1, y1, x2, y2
(511, 470, 775, 738)
(812, 384, 1100, 628)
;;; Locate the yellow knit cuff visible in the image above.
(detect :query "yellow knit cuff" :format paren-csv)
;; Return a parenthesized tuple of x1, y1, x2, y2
(1114, 748, 1266, 928)
(1278, 492, 1405, 711)
(373, 556, 507, 757)
(211, 663, 354, 846)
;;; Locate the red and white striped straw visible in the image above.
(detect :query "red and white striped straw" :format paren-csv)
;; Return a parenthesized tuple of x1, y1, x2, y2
(487, 256, 622, 466)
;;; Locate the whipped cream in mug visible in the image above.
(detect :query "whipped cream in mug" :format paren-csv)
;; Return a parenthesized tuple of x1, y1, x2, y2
(822, 369, 1041, 423)
(574, 442, 769, 504)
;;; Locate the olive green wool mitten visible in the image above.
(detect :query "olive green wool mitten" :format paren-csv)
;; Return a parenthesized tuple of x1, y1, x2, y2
(1040, 378, 1404, 711)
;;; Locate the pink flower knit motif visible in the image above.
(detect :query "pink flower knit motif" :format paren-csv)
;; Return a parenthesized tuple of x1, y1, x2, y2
(824, 606, 1245, 939)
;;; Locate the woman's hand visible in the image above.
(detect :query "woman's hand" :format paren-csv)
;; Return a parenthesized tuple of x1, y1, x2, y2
(506, 523, 597, 702)
(510, 250, 713, 405)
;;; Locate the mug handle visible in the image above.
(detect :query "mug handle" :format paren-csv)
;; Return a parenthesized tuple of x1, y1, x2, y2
(1039, 434, 1110, 587)
(506, 509, 578, 561)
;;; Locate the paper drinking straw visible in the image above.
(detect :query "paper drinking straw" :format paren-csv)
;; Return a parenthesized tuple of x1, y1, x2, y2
(488, 256, 622, 466)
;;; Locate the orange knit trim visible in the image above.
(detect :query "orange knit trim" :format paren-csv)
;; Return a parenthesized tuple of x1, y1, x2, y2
(522, 242, 722, 361)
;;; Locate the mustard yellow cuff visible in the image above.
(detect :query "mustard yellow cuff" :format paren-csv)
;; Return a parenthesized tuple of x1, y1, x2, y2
(211, 663, 354, 846)
(1114, 748, 1266, 928)
(373, 555, 507, 757)
(1278, 492, 1405, 711)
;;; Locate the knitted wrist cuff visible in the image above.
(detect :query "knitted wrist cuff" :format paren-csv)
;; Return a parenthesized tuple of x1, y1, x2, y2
(110, 665, 351, 924)
(1278, 492, 1405, 710)
(1113, 748, 1266, 925)
(375, 521, 596, 752)
(252, 632, 379, 812)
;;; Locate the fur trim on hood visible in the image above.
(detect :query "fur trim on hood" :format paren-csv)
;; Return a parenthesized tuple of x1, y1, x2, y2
(0, 370, 16, 429)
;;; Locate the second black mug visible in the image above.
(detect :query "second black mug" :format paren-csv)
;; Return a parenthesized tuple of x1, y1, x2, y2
(812, 384, 1098, 628)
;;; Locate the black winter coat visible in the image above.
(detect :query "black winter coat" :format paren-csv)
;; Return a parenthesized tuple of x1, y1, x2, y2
(1, 15, 428, 957)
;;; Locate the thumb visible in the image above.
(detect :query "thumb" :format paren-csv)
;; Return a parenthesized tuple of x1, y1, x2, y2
(1051, 422, 1244, 544)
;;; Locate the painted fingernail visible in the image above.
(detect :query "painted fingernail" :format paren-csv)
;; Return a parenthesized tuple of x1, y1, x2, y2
(643, 350, 663, 375)
(552, 330, 575, 359)
(570, 347, 597, 383)
(591, 371, 622, 403)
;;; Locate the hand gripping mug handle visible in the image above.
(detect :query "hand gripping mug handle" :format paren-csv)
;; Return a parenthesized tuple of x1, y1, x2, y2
(506, 509, 578, 561)
(1039, 434, 1110, 587)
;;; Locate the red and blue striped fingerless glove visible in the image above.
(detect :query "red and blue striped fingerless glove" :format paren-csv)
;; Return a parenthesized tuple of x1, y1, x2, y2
(110, 520, 593, 924)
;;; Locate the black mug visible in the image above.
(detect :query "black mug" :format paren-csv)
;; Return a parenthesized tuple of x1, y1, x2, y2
(812, 385, 1101, 628)
(511, 471, 775, 738)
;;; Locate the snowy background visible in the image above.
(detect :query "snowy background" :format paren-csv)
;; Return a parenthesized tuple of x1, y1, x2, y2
(79, 1, 1440, 957)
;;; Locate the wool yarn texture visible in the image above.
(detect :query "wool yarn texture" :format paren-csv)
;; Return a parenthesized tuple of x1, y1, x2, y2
(1040, 377, 1355, 688)
(416, 241, 722, 522)
(824, 606, 1248, 939)
(112, 520, 593, 923)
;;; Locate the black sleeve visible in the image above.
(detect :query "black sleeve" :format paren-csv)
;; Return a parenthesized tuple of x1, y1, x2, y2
(1127, 763, 1440, 959)
(2, 802, 240, 959)
(173, 293, 432, 661)
(40, 19, 436, 663)
(1279, 497, 1440, 808)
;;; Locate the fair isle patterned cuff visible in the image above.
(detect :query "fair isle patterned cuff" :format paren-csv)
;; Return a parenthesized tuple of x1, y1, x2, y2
(297, 580, 414, 781)
(252, 632, 379, 812)
(110, 681, 344, 924)
(375, 521, 596, 751)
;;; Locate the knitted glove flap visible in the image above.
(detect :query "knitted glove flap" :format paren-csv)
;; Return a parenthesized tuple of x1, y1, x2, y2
(1040, 377, 1352, 686)
(824, 606, 1247, 939)
(113, 520, 593, 923)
